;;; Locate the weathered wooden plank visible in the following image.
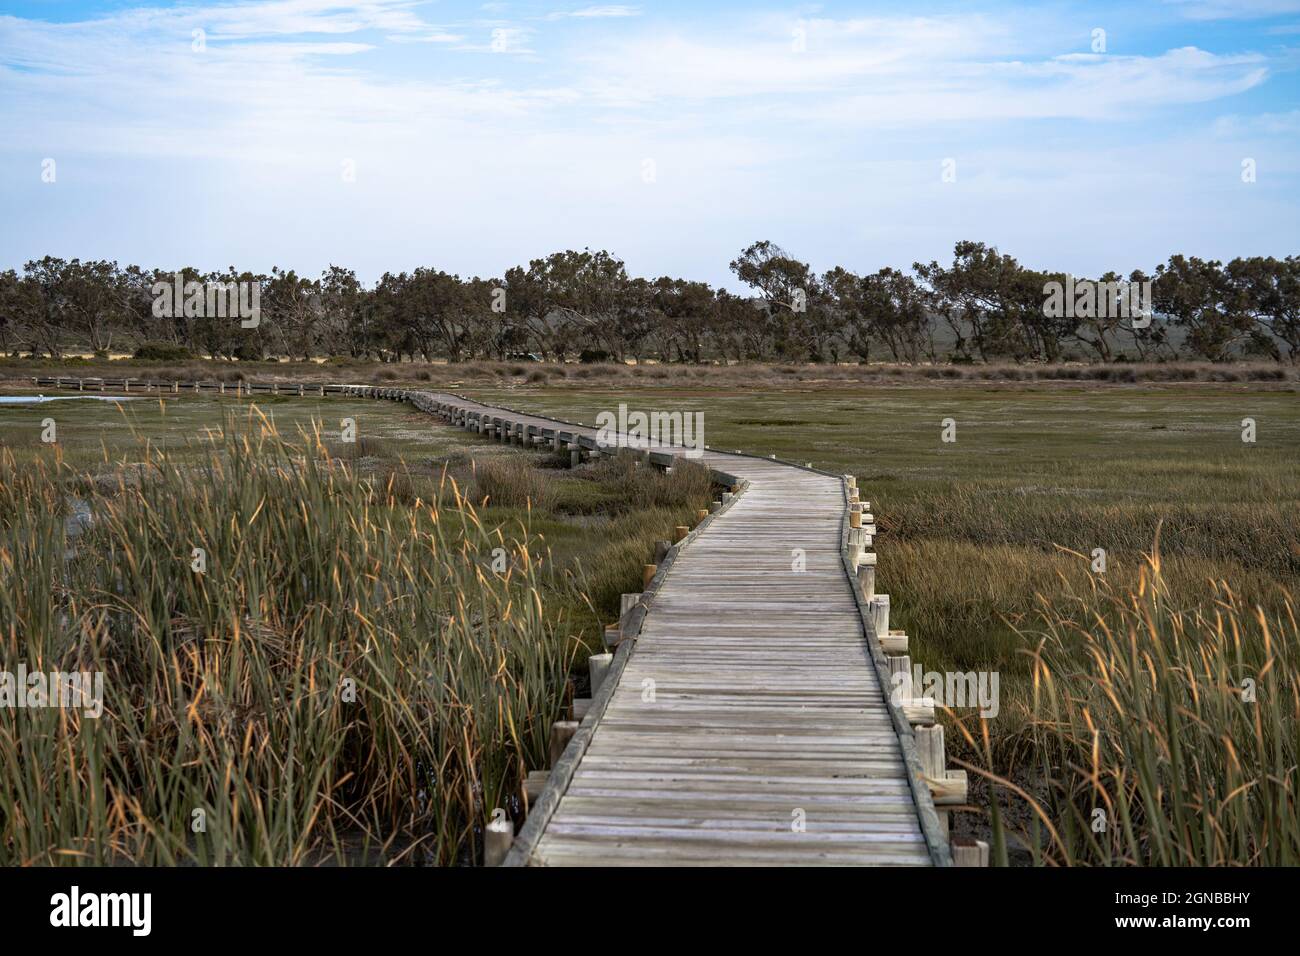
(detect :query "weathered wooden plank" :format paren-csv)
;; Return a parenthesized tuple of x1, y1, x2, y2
(424, 391, 944, 868)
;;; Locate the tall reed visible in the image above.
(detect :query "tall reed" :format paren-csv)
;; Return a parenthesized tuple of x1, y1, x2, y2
(961, 544, 1299, 866)
(0, 415, 578, 865)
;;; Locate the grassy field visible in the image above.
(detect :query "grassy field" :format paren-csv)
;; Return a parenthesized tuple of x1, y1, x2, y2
(0, 389, 711, 633)
(464, 390, 1296, 696)
(5, 376, 1296, 865)
(453, 381, 1299, 863)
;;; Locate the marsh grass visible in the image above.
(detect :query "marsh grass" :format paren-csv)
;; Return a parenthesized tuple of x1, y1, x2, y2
(955, 546, 1299, 866)
(469, 457, 552, 510)
(0, 415, 580, 866)
(4, 356, 1297, 389)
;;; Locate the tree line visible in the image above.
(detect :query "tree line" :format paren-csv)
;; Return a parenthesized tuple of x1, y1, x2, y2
(2, 241, 1296, 364)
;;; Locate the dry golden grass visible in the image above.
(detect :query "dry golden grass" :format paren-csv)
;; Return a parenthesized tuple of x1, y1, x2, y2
(953, 548, 1299, 866)
(0, 420, 579, 866)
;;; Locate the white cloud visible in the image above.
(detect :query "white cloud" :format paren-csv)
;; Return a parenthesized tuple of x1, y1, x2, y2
(1212, 108, 1300, 134)
(546, 5, 640, 19)
(0, 2, 1294, 283)
(578, 21, 1269, 123)
(181, 0, 433, 38)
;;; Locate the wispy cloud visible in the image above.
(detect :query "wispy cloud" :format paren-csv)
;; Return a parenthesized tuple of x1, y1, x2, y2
(0, 1, 1295, 284)
(579, 19, 1269, 121)
(545, 5, 641, 19)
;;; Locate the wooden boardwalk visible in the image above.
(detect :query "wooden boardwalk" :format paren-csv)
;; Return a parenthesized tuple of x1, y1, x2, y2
(417, 392, 954, 867)
(26, 376, 963, 867)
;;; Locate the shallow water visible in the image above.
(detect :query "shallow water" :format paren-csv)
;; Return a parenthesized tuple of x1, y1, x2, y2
(0, 395, 142, 404)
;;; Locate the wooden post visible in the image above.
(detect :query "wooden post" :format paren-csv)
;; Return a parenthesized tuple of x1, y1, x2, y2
(570, 448, 581, 468)
(903, 698, 936, 724)
(588, 653, 613, 696)
(857, 553, 876, 600)
(914, 724, 945, 780)
(915, 721, 955, 836)
(953, 838, 990, 867)
(931, 771, 968, 806)
(484, 815, 514, 867)
(219, 381, 225, 395)
(881, 631, 909, 655)
(603, 624, 622, 649)
(869, 595, 890, 640)
(642, 564, 657, 589)
(695, 509, 708, 524)
(673, 525, 689, 544)
(320, 384, 325, 396)
(523, 770, 550, 809)
(889, 655, 913, 699)
(620, 593, 641, 617)
(548, 721, 579, 767)
(653, 540, 671, 564)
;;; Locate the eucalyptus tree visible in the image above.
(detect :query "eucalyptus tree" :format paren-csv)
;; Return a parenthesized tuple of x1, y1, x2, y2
(264, 267, 322, 361)
(0, 269, 26, 356)
(1226, 255, 1300, 362)
(1153, 256, 1251, 362)
(19, 257, 70, 358)
(318, 265, 368, 358)
(60, 259, 125, 355)
(650, 277, 714, 363)
(729, 240, 824, 360)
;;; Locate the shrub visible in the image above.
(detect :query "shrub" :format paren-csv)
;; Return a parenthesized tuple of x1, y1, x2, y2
(470, 456, 551, 509)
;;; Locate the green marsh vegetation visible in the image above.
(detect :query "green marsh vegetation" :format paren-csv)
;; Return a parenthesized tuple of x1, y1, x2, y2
(464, 381, 1300, 865)
(0, 395, 711, 865)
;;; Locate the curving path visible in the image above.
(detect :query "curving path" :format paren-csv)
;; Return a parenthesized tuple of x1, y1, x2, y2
(416, 391, 949, 867)
(25, 375, 954, 866)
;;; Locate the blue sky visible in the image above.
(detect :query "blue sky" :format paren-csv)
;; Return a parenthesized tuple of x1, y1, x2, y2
(1, 1, 1297, 287)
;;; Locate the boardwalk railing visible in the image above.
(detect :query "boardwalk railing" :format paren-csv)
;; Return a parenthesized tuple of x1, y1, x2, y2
(21, 377, 988, 867)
